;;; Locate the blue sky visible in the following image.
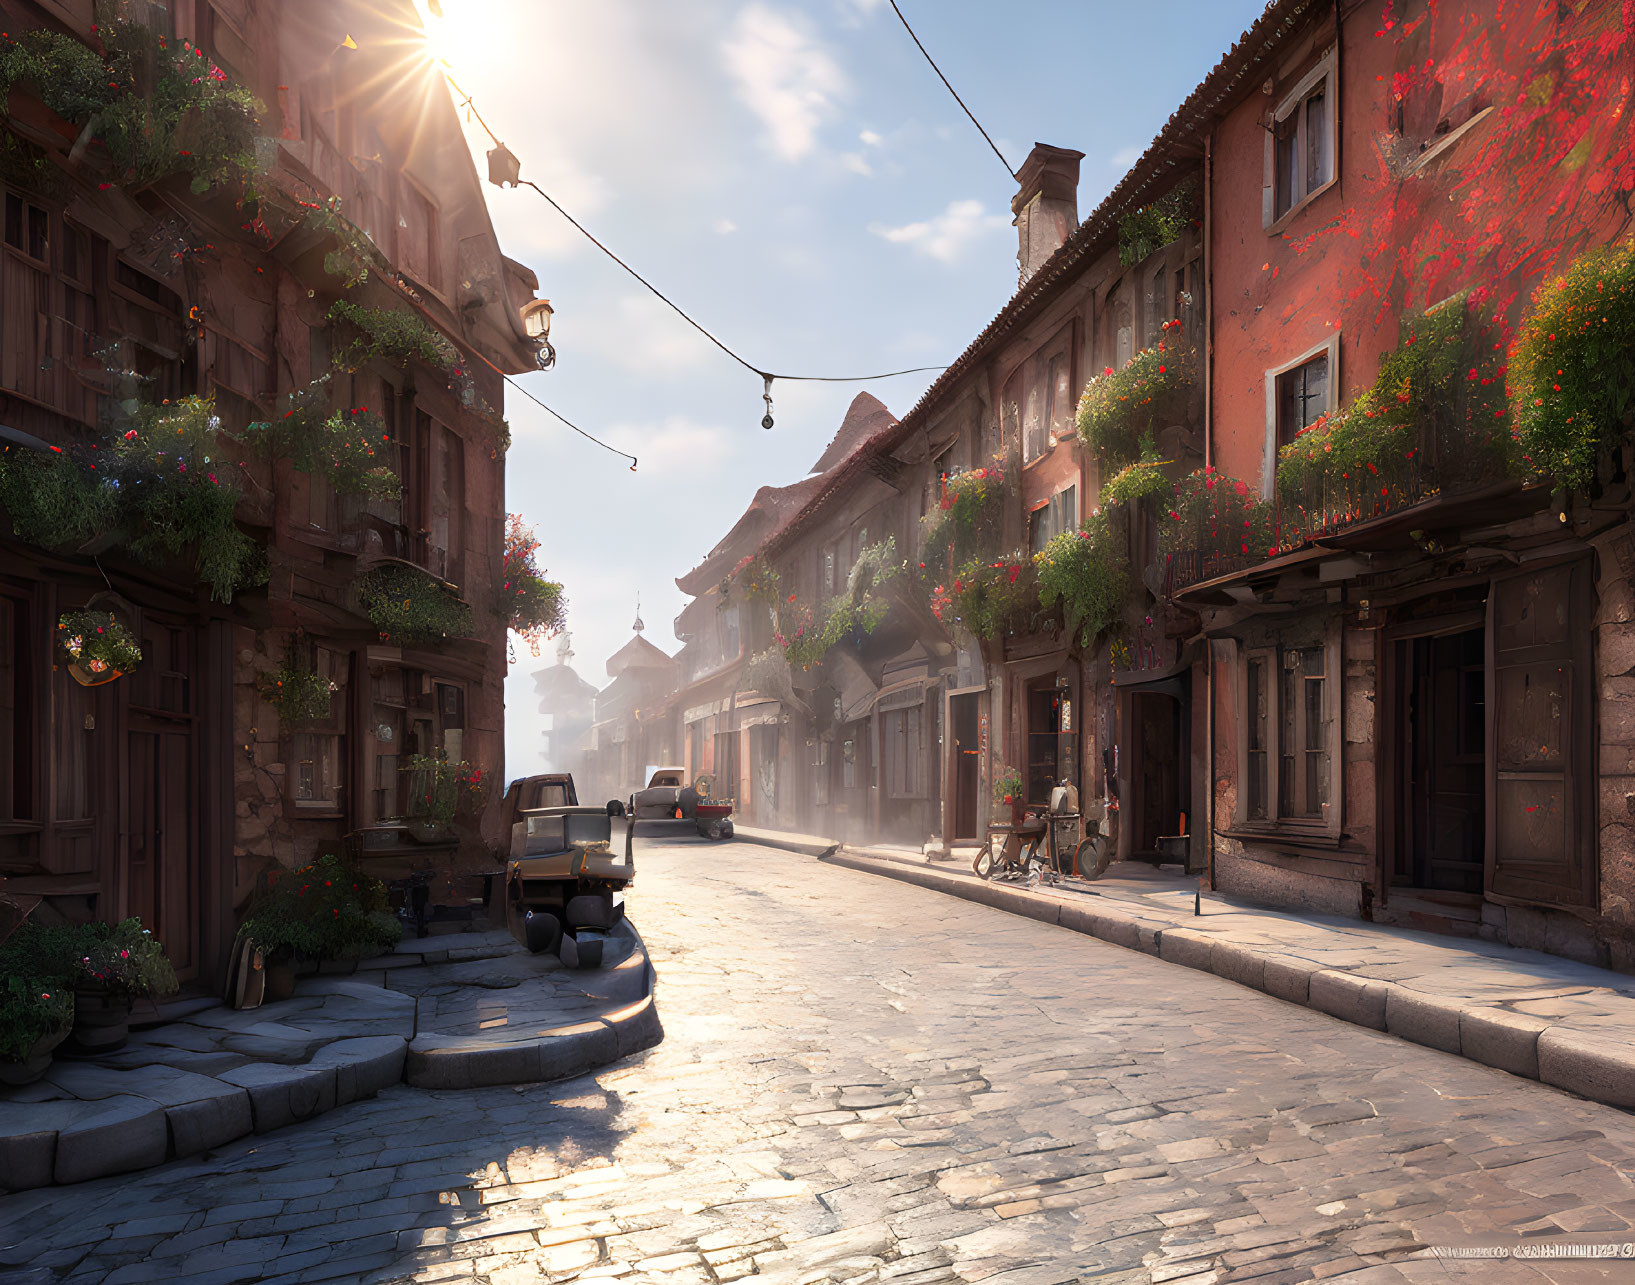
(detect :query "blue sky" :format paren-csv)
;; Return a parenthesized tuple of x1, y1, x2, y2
(414, 0, 1265, 779)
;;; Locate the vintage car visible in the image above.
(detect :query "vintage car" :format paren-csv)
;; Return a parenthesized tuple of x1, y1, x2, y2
(500, 777, 632, 969)
(628, 767, 734, 840)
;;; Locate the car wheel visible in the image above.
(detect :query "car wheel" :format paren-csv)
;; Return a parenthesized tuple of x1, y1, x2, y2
(523, 909, 563, 955)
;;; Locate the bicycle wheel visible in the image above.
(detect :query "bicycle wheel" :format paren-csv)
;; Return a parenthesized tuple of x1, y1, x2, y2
(973, 845, 994, 879)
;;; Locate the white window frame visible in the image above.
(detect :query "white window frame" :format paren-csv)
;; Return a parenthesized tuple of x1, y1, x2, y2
(1262, 333, 1340, 500)
(1263, 48, 1338, 233)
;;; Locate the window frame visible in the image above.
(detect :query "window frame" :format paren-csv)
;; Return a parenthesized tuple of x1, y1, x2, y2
(1232, 630, 1343, 840)
(1263, 334, 1340, 499)
(290, 643, 348, 814)
(1263, 49, 1338, 233)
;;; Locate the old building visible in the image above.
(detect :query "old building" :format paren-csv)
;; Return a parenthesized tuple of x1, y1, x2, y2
(0, 0, 543, 984)
(532, 633, 596, 776)
(582, 612, 680, 809)
(1163, 0, 1635, 966)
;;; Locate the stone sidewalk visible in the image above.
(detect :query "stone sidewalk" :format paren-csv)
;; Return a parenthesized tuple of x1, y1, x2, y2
(744, 832, 1635, 1114)
(0, 921, 660, 1193)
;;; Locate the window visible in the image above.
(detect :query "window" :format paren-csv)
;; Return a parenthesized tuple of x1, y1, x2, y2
(294, 645, 346, 811)
(1006, 324, 1076, 464)
(1277, 353, 1330, 447)
(1029, 486, 1078, 555)
(1240, 642, 1335, 830)
(1145, 264, 1169, 346)
(1268, 54, 1336, 224)
(396, 182, 437, 288)
(842, 735, 857, 790)
(719, 603, 740, 659)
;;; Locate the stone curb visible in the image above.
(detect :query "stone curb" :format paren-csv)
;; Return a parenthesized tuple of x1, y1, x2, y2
(819, 848, 1635, 1115)
(1, 924, 661, 1193)
(733, 826, 839, 858)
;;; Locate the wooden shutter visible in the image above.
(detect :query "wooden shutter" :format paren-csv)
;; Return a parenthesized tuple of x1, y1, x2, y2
(1485, 558, 1595, 907)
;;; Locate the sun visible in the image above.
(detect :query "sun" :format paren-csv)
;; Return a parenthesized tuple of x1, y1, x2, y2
(412, 0, 511, 99)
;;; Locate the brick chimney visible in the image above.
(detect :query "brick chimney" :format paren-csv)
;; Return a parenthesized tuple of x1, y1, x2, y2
(1012, 143, 1085, 286)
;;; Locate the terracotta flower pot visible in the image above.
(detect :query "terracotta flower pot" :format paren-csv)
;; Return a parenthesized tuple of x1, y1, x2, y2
(65, 988, 131, 1054)
(0, 1025, 71, 1086)
(67, 663, 124, 688)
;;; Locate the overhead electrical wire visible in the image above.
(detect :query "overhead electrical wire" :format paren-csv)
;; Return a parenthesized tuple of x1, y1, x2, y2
(886, 0, 1017, 182)
(442, 73, 951, 413)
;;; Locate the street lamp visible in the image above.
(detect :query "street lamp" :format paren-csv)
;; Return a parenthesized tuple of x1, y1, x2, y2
(522, 298, 555, 371)
(487, 143, 522, 189)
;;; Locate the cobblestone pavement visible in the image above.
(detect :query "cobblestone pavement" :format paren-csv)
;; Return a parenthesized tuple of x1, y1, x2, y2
(6, 838, 1635, 1285)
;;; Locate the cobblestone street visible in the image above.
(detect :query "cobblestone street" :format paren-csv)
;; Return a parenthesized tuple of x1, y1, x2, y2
(8, 838, 1635, 1285)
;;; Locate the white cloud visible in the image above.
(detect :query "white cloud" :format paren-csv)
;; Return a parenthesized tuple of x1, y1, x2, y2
(723, 4, 847, 161)
(1110, 144, 1143, 168)
(834, 0, 885, 26)
(869, 199, 1009, 264)
(859, 128, 884, 147)
(840, 152, 872, 176)
(714, 218, 739, 234)
(570, 294, 725, 375)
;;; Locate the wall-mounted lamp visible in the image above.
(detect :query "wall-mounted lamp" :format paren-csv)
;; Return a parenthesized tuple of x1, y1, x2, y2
(522, 299, 555, 371)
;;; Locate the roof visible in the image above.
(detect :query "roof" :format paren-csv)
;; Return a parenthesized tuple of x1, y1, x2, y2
(676, 392, 899, 596)
(605, 632, 679, 679)
(894, 0, 1319, 431)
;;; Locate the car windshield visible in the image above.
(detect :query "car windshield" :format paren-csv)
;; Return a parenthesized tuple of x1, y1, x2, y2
(652, 773, 681, 787)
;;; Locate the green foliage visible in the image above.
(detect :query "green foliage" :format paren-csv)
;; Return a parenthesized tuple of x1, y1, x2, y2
(0, 444, 117, 551)
(930, 552, 1037, 640)
(244, 378, 402, 500)
(12, 918, 178, 1002)
(57, 609, 142, 675)
(1100, 440, 1170, 509)
(1077, 323, 1196, 467)
(301, 197, 385, 287)
(1278, 294, 1515, 533)
(1117, 179, 1198, 267)
(357, 563, 473, 643)
(256, 640, 337, 726)
(327, 300, 460, 373)
(919, 452, 1009, 583)
(734, 555, 782, 605)
(110, 395, 265, 602)
(775, 538, 900, 668)
(401, 751, 486, 823)
(502, 515, 566, 653)
(1034, 510, 1131, 649)
(0, 937, 73, 1061)
(241, 854, 401, 963)
(0, 20, 261, 194)
(1159, 468, 1278, 569)
(992, 765, 1024, 807)
(1512, 240, 1635, 488)
(780, 538, 901, 669)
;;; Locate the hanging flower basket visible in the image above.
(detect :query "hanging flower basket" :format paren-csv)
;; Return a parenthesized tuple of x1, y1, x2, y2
(56, 610, 142, 686)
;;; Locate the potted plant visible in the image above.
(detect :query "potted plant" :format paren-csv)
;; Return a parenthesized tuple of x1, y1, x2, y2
(0, 938, 73, 1085)
(240, 854, 402, 992)
(993, 766, 1026, 825)
(56, 610, 143, 687)
(400, 752, 485, 843)
(30, 919, 178, 1053)
(255, 639, 339, 727)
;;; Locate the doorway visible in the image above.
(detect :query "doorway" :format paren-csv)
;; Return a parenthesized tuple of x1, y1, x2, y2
(950, 693, 979, 840)
(127, 724, 195, 978)
(1128, 687, 1186, 859)
(1395, 626, 1485, 893)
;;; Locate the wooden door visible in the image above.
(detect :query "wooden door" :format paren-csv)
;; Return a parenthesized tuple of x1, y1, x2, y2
(127, 726, 195, 978)
(1131, 692, 1181, 855)
(951, 694, 979, 839)
(1486, 560, 1595, 907)
(1407, 629, 1485, 892)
